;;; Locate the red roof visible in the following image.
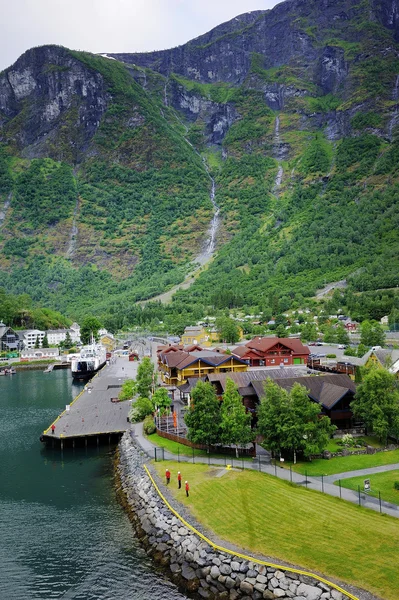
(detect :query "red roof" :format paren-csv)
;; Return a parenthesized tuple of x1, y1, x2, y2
(244, 337, 309, 356)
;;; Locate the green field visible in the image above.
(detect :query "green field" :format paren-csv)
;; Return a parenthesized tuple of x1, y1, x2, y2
(154, 460, 399, 600)
(337, 470, 399, 506)
(288, 448, 399, 476)
(147, 432, 252, 461)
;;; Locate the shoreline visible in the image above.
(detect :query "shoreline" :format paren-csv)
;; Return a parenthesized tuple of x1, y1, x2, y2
(116, 432, 374, 600)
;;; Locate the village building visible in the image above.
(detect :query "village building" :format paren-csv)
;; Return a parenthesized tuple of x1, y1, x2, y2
(20, 348, 59, 361)
(204, 369, 356, 431)
(181, 326, 211, 347)
(0, 323, 21, 352)
(157, 347, 248, 386)
(99, 332, 116, 352)
(232, 337, 309, 367)
(19, 329, 46, 349)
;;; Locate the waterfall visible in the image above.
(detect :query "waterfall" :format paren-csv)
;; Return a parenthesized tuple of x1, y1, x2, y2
(389, 74, 399, 141)
(0, 192, 11, 229)
(273, 115, 284, 194)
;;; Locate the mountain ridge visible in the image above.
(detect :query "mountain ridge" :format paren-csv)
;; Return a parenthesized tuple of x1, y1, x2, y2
(1, 0, 399, 330)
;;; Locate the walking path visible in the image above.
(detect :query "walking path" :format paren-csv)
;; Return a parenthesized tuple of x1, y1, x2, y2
(131, 423, 399, 519)
(324, 463, 399, 483)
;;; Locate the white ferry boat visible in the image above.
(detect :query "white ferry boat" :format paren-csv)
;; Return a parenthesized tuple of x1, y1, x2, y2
(70, 344, 106, 381)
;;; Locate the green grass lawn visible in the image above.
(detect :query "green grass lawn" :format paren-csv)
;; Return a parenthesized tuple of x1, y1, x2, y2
(287, 448, 399, 476)
(147, 432, 252, 461)
(324, 436, 384, 454)
(337, 470, 399, 506)
(154, 460, 399, 600)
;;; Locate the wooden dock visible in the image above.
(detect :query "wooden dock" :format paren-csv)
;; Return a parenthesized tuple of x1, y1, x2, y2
(41, 357, 139, 448)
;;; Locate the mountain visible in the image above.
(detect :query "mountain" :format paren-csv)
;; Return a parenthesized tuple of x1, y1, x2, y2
(1, 0, 399, 329)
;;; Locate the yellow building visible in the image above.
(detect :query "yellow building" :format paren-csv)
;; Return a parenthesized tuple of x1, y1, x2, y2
(99, 334, 116, 352)
(158, 349, 248, 386)
(181, 326, 210, 347)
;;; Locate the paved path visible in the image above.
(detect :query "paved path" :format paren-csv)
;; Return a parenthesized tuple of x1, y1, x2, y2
(43, 356, 138, 440)
(324, 463, 399, 483)
(132, 424, 399, 519)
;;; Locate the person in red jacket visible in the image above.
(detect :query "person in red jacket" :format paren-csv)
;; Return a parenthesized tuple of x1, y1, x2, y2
(185, 481, 189, 497)
(51, 424, 55, 434)
(165, 469, 171, 485)
(177, 471, 182, 489)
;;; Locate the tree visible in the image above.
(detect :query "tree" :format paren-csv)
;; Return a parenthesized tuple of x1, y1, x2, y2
(34, 336, 40, 348)
(275, 324, 286, 338)
(185, 381, 221, 448)
(42, 333, 49, 348)
(360, 320, 385, 347)
(352, 367, 399, 445)
(336, 325, 350, 345)
(300, 322, 318, 343)
(152, 387, 171, 416)
(257, 380, 335, 460)
(64, 331, 72, 348)
(220, 379, 252, 457)
(136, 357, 155, 398)
(119, 379, 137, 401)
(80, 316, 102, 344)
(215, 316, 240, 344)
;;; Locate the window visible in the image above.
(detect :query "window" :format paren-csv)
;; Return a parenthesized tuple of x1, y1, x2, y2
(270, 359, 275, 364)
(284, 358, 288, 363)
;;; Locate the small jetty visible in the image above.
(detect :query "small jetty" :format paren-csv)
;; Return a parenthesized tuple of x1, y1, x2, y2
(43, 362, 70, 373)
(41, 357, 138, 448)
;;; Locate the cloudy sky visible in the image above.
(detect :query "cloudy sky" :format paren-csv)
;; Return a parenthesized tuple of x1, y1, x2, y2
(0, 0, 280, 71)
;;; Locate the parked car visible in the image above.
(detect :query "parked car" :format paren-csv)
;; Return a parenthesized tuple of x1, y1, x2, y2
(338, 344, 347, 349)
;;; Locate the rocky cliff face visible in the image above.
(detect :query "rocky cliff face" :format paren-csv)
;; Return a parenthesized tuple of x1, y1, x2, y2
(109, 0, 399, 89)
(0, 46, 110, 160)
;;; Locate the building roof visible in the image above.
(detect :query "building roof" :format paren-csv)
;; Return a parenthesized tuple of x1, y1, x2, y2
(251, 373, 356, 411)
(183, 327, 204, 334)
(246, 337, 310, 355)
(159, 350, 246, 370)
(206, 367, 311, 391)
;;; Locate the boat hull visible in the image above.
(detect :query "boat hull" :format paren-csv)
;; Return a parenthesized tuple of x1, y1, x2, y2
(71, 361, 106, 381)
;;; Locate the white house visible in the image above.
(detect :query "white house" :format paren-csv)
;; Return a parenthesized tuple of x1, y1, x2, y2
(20, 348, 59, 360)
(69, 323, 81, 344)
(20, 329, 45, 349)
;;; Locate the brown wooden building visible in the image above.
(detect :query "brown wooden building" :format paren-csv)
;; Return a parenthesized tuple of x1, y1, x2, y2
(232, 337, 310, 367)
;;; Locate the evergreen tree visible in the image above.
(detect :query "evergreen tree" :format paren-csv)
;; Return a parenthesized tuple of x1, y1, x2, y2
(220, 378, 252, 457)
(185, 381, 221, 448)
(64, 331, 72, 348)
(42, 333, 49, 348)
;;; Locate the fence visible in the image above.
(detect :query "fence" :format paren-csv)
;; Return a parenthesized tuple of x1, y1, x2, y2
(150, 446, 399, 519)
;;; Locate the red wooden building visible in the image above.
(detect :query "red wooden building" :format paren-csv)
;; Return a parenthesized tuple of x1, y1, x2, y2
(232, 337, 310, 367)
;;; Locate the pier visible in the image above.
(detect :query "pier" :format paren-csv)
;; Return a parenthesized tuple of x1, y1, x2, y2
(41, 357, 139, 448)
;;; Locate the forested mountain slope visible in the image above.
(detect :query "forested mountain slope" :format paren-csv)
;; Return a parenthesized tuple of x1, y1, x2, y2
(1, 0, 399, 328)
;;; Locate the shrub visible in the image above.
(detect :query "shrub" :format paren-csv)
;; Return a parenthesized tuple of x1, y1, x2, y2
(119, 378, 136, 401)
(143, 414, 156, 435)
(342, 433, 355, 447)
(394, 481, 399, 491)
(129, 396, 154, 423)
(326, 353, 336, 358)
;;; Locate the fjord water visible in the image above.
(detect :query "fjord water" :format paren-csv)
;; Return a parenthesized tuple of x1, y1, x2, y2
(0, 370, 186, 600)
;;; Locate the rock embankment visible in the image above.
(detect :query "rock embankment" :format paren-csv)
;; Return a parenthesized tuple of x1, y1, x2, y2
(117, 432, 352, 600)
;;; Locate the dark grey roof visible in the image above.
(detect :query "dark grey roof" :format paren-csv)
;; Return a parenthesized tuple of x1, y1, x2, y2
(251, 373, 355, 410)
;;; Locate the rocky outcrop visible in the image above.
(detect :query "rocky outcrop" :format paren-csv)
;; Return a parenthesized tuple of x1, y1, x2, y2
(108, 0, 398, 88)
(0, 46, 110, 159)
(117, 433, 355, 600)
